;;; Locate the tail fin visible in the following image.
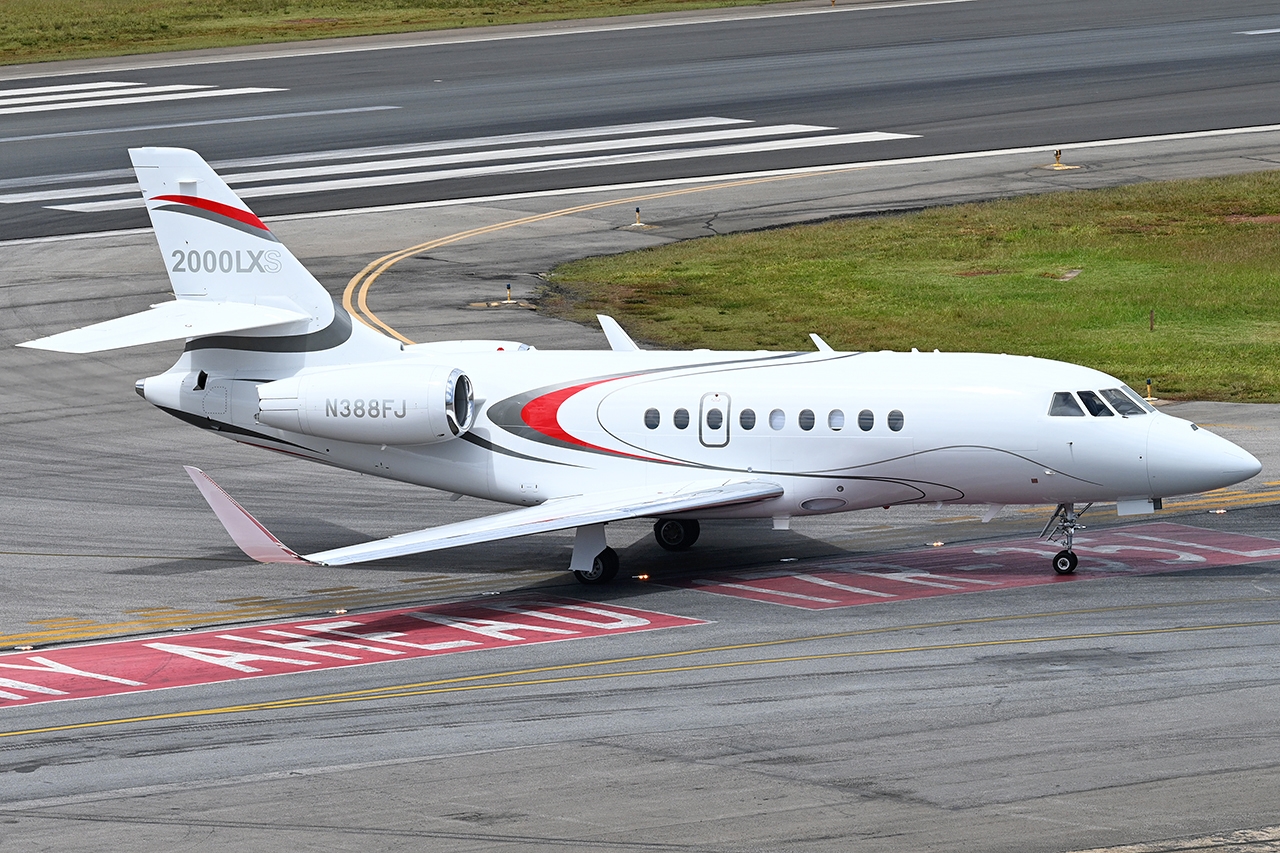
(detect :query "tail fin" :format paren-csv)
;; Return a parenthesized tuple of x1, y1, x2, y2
(22, 148, 395, 361)
(131, 147, 331, 319)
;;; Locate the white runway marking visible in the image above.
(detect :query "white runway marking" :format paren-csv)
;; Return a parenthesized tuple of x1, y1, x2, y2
(226, 124, 834, 184)
(0, 81, 141, 98)
(0, 85, 282, 114)
(215, 117, 754, 169)
(0, 83, 211, 108)
(6, 118, 910, 211)
(0, 106, 400, 145)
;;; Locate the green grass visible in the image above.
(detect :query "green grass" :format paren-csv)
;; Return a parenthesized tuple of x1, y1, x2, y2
(0, 0, 786, 65)
(542, 173, 1280, 402)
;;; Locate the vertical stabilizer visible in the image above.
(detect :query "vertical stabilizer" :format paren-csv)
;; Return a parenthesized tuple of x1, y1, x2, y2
(127, 147, 397, 365)
(130, 147, 334, 329)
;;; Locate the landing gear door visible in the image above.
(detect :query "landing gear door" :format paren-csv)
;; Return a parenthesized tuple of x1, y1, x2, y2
(699, 392, 730, 448)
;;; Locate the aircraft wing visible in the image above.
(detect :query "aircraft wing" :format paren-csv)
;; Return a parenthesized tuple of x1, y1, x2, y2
(185, 466, 784, 566)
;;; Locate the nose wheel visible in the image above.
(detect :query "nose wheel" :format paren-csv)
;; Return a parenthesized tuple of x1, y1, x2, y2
(1052, 549, 1079, 575)
(1042, 502, 1090, 575)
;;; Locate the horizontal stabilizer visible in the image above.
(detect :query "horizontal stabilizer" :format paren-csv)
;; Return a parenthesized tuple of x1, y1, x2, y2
(18, 300, 311, 353)
(185, 466, 783, 567)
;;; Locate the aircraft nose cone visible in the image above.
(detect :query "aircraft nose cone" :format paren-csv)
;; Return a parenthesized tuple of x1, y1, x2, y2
(1147, 415, 1262, 497)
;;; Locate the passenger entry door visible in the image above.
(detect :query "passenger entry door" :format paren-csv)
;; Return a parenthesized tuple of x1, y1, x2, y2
(699, 392, 730, 447)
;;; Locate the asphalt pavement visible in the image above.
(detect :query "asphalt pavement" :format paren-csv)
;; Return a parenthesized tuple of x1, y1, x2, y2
(3, 3, 1280, 849)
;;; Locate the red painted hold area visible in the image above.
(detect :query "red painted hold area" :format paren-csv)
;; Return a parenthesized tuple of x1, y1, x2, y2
(673, 522, 1280, 610)
(0, 598, 705, 708)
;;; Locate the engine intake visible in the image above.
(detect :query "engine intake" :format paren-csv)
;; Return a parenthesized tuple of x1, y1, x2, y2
(256, 363, 474, 445)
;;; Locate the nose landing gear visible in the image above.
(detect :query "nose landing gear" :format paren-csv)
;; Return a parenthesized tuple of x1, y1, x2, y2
(1042, 502, 1091, 575)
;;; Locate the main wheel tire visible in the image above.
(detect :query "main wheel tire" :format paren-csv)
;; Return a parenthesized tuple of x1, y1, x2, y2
(574, 547, 619, 584)
(1052, 549, 1078, 575)
(653, 518, 700, 551)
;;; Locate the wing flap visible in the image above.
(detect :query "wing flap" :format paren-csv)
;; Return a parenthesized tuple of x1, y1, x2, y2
(19, 300, 311, 353)
(183, 466, 782, 567)
(308, 478, 784, 566)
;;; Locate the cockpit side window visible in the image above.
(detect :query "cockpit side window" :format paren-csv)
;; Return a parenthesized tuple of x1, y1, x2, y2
(1077, 390, 1114, 416)
(1049, 392, 1085, 417)
(1101, 388, 1146, 416)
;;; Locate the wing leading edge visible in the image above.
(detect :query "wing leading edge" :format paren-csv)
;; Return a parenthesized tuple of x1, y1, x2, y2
(184, 466, 783, 567)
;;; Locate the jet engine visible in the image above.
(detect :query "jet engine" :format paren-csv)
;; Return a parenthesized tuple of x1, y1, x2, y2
(256, 363, 474, 445)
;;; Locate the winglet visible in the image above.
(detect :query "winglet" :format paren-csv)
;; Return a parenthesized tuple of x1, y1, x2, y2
(597, 314, 640, 352)
(183, 466, 311, 564)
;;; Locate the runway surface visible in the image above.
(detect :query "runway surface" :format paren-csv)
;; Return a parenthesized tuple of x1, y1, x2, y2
(2, 0, 1280, 238)
(3, 1, 1280, 850)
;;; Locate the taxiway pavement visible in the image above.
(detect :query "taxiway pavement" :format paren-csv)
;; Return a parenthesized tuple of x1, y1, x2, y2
(2, 109, 1280, 853)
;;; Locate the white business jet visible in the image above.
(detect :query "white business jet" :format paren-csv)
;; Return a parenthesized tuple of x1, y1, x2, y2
(21, 148, 1263, 582)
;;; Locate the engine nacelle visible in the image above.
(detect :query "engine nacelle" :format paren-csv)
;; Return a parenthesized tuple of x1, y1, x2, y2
(256, 363, 474, 445)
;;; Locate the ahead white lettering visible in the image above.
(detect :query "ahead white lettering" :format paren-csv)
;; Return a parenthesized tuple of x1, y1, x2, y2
(219, 629, 403, 658)
(0, 678, 67, 700)
(490, 603, 650, 630)
(145, 642, 317, 673)
(296, 620, 479, 651)
(0, 655, 144, 686)
(408, 613, 576, 641)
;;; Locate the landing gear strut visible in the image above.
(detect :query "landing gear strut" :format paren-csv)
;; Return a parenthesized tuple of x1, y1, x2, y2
(1042, 502, 1090, 575)
(653, 518, 700, 551)
(573, 547, 619, 585)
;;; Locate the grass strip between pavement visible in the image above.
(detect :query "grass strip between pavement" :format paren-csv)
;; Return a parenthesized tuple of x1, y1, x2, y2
(1, 0, 791, 65)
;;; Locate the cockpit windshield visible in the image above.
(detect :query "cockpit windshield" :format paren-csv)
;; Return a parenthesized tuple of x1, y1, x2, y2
(1051, 388, 1156, 417)
(1100, 388, 1147, 416)
(1077, 390, 1113, 416)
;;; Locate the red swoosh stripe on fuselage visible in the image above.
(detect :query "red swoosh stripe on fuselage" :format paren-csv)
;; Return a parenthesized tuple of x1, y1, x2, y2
(519, 376, 674, 464)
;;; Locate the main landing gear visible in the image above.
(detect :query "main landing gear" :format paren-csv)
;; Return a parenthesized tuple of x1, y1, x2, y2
(573, 547, 619, 585)
(653, 518, 700, 551)
(1041, 502, 1091, 575)
(571, 518, 702, 585)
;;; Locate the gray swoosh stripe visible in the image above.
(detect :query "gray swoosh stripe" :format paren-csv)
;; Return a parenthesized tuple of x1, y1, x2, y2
(153, 203, 280, 242)
(185, 303, 352, 353)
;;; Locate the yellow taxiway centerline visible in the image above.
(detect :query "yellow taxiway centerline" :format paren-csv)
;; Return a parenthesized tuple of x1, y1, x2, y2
(4, 598, 1276, 739)
(341, 170, 852, 341)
